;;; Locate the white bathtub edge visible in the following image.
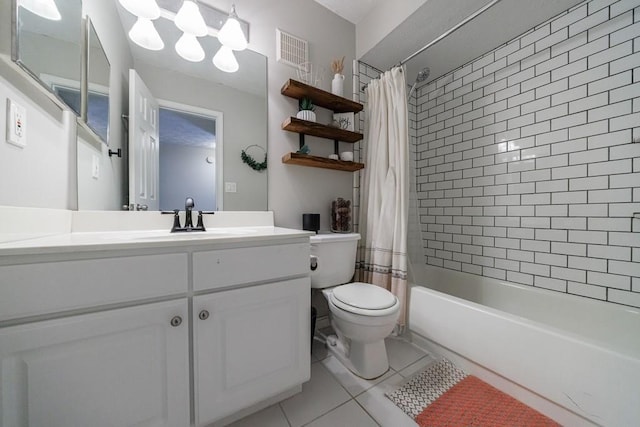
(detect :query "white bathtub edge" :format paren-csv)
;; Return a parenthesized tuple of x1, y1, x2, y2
(408, 280, 640, 426)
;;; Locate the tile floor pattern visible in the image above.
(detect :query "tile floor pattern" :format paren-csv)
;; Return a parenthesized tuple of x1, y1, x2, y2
(228, 335, 435, 427)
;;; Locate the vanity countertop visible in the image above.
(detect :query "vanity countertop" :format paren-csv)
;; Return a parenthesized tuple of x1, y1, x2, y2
(0, 207, 316, 257)
(0, 226, 314, 257)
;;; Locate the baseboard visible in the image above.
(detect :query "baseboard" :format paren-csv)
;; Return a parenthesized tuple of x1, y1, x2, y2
(409, 332, 597, 427)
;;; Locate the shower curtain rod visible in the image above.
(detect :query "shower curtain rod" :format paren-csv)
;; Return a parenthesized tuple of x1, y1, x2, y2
(361, 0, 502, 91)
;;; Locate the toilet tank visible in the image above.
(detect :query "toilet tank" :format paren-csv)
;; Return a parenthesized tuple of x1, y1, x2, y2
(310, 233, 361, 289)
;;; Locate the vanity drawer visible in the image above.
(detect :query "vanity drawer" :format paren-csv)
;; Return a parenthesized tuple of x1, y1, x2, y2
(193, 243, 310, 291)
(0, 253, 188, 322)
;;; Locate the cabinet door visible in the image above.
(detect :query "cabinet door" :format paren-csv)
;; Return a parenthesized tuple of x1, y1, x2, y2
(0, 300, 190, 427)
(194, 278, 310, 426)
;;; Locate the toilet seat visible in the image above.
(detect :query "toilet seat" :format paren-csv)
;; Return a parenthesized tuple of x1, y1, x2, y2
(330, 282, 399, 317)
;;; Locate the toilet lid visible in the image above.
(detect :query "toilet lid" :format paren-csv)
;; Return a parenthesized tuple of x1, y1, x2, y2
(332, 282, 397, 310)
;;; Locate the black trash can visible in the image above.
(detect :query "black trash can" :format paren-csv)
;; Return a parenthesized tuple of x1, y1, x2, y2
(310, 306, 317, 353)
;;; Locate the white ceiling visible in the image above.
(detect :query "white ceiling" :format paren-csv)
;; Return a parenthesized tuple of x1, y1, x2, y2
(316, 0, 583, 87)
(312, 0, 383, 24)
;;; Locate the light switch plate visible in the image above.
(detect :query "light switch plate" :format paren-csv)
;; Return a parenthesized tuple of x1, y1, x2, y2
(92, 155, 100, 179)
(225, 182, 237, 193)
(6, 98, 26, 148)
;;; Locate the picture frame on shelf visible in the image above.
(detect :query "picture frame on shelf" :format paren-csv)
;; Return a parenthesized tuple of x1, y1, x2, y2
(332, 112, 355, 131)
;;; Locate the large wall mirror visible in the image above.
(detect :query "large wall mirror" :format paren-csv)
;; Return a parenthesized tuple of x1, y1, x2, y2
(84, 18, 110, 143)
(78, 0, 268, 212)
(57, 18, 110, 145)
(12, 0, 83, 115)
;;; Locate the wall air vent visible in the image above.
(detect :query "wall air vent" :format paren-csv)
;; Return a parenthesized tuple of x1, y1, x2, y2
(276, 29, 309, 69)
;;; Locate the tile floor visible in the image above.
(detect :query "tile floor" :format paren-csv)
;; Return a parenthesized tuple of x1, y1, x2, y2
(228, 334, 435, 427)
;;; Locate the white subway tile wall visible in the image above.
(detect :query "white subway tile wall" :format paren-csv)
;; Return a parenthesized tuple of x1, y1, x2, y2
(357, 0, 640, 309)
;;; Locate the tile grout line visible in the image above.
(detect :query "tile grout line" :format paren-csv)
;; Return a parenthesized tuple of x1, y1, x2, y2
(352, 397, 384, 427)
(276, 401, 294, 427)
(306, 338, 427, 426)
(304, 355, 363, 426)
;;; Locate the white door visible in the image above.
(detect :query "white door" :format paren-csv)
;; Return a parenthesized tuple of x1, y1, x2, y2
(129, 69, 160, 211)
(193, 278, 310, 426)
(0, 300, 190, 427)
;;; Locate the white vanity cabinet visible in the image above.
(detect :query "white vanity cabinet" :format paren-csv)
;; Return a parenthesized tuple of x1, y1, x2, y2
(0, 227, 312, 427)
(0, 251, 191, 427)
(192, 243, 311, 426)
(194, 278, 309, 425)
(0, 299, 190, 427)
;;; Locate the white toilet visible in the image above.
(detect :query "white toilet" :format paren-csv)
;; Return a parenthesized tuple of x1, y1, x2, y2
(310, 233, 400, 379)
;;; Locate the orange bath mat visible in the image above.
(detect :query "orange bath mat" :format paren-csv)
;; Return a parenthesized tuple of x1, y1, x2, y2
(387, 359, 560, 427)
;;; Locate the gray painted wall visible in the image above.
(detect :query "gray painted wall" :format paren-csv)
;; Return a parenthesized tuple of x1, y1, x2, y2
(135, 61, 268, 211)
(160, 143, 216, 211)
(0, 0, 356, 229)
(77, 0, 134, 210)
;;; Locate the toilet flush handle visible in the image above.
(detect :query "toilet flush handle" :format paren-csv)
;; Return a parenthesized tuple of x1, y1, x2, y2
(310, 255, 318, 271)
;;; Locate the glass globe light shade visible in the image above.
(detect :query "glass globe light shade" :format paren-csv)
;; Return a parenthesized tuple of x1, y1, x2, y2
(217, 5, 247, 51)
(129, 17, 164, 51)
(19, 0, 61, 20)
(175, 33, 205, 62)
(175, 0, 207, 37)
(118, 0, 160, 20)
(212, 46, 239, 73)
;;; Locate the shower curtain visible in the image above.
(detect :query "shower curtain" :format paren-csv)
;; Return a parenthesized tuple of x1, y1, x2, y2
(356, 67, 410, 329)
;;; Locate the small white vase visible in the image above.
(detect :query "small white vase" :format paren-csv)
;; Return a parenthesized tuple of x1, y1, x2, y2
(331, 73, 344, 97)
(296, 110, 316, 122)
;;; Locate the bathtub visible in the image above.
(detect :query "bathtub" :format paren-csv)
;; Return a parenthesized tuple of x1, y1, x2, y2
(408, 265, 640, 427)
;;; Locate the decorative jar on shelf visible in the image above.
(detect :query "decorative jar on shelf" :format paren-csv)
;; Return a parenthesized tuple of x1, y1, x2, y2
(297, 97, 316, 122)
(331, 198, 352, 233)
(296, 110, 316, 122)
(331, 73, 344, 97)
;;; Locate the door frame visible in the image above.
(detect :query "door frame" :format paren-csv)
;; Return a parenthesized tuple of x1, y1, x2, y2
(157, 99, 224, 211)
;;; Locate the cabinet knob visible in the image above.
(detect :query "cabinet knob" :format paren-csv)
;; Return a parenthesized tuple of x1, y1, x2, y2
(198, 310, 210, 320)
(170, 316, 183, 327)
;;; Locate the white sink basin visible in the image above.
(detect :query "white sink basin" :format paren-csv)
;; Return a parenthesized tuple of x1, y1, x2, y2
(101, 228, 258, 242)
(139, 228, 258, 240)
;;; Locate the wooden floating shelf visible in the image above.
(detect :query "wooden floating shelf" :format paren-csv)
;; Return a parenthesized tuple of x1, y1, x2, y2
(282, 152, 365, 172)
(280, 78, 366, 172)
(282, 117, 363, 143)
(281, 79, 363, 113)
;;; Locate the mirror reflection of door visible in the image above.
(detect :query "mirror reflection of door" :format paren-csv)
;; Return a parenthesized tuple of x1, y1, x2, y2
(129, 69, 160, 211)
(158, 103, 222, 212)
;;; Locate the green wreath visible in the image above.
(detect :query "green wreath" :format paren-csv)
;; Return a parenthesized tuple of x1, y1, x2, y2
(241, 145, 267, 171)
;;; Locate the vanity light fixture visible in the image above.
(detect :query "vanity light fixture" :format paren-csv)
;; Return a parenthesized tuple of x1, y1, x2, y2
(129, 17, 165, 51)
(118, 0, 249, 72)
(175, 33, 205, 62)
(217, 4, 248, 51)
(19, 0, 61, 21)
(212, 46, 239, 73)
(118, 0, 160, 20)
(174, 0, 207, 36)
(119, 0, 163, 51)
(173, 0, 206, 61)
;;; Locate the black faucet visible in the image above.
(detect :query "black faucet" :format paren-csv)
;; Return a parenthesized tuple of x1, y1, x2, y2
(184, 197, 195, 229)
(162, 197, 215, 232)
